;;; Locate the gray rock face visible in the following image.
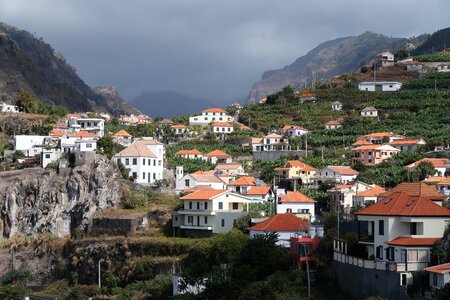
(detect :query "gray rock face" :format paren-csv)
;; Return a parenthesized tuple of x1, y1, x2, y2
(0, 156, 123, 237)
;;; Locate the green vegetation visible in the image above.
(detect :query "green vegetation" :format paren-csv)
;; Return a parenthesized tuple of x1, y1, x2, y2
(414, 51, 450, 62)
(0, 269, 36, 299)
(121, 184, 180, 210)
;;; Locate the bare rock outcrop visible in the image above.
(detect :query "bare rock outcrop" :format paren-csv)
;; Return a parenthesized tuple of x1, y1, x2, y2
(0, 155, 123, 237)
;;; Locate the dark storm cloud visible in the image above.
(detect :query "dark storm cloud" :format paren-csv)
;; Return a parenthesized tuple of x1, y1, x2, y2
(0, 0, 449, 101)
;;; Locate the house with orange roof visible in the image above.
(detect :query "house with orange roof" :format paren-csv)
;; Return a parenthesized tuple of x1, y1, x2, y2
(278, 125, 309, 138)
(273, 160, 316, 184)
(113, 138, 164, 184)
(390, 138, 426, 152)
(277, 191, 316, 221)
(175, 149, 204, 160)
(378, 182, 447, 204)
(325, 120, 342, 130)
(112, 129, 133, 146)
(406, 158, 450, 177)
(227, 176, 256, 194)
(350, 139, 372, 148)
(171, 124, 189, 135)
(357, 132, 405, 144)
(313, 166, 359, 184)
(249, 213, 311, 247)
(425, 262, 450, 291)
(327, 182, 381, 213)
(175, 167, 226, 194)
(203, 149, 233, 164)
(245, 186, 273, 202)
(67, 115, 105, 137)
(172, 189, 252, 237)
(423, 176, 450, 197)
(211, 122, 234, 134)
(214, 163, 245, 176)
(189, 108, 234, 126)
(352, 191, 450, 272)
(352, 144, 400, 166)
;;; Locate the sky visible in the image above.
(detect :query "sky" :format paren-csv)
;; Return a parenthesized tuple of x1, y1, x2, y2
(0, 0, 449, 102)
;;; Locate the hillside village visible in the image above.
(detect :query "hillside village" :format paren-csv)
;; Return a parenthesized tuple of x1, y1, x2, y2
(1, 45, 450, 299)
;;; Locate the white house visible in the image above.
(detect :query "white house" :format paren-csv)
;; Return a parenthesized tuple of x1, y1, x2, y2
(390, 138, 426, 151)
(175, 169, 226, 193)
(227, 176, 256, 194)
(375, 51, 395, 68)
(331, 101, 343, 111)
(112, 130, 133, 146)
(214, 163, 246, 176)
(355, 191, 450, 271)
(245, 186, 273, 202)
(212, 122, 234, 134)
(425, 263, 450, 292)
(1, 103, 19, 113)
(203, 150, 233, 164)
(437, 64, 450, 73)
(358, 81, 402, 92)
(360, 106, 378, 117)
(173, 189, 251, 237)
(175, 149, 204, 160)
(357, 132, 405, 144)
(352, 185, 386, 208)
(249, 213, 310, 247)
(14, 135, 47, 157)
(278, 125, 309, 138)
(41, 148, 63, 168)
(327, 182, 381, 212)
(325, 120, 342, 130)
(251, 134, 290, 152)
(423, 177, 450, 197)
(313, 166, 359, 184)
(277, 191, 316, 222)
(189, 108, 234, 126)
(113, 138, 164, 184)
(74, 139, 97, 152)
(67, 116, 105, 137)
(406, 158, 449, 177)
(171, 124, 189, 135)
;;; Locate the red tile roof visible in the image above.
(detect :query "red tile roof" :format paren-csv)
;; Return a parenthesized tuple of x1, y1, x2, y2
(355, 192, 450, 217)
(361, 106, 377, 112)
(406, 158, 450, 169)
(203, 108, 226, 113)
(355, 186, 386, 197)
(281, 125, 308, 131)
(385, 237, 440, 247)
(184, 185, 215, 193)
(239, 124, 251, 130)
(70, 131, 97, 138)
(425, 263, 450, 274)
(286, 160, 316, 171)
(246, 186, 271, 195)
(50, 129, 64, 137)
(325, 120, 341, 125)
(279, 191, 316, 203)
(204, 149, 232, 158)
(180, 189, 228, 200)
(249, 213, 310, 232)
(176, 149, 203, 155)
(171, 124, 188, 129)
(327, 166, 359, 176)
(352, 140, 372, 146)
(360, 132, 404, 139)
(379, 182, 446, 201)
(389, 139, 424, 145)
(114, 140, 158, 158)
(113, 130, 132, 137)
(212, 122, 233, 127)
(228, 176, 256, 186)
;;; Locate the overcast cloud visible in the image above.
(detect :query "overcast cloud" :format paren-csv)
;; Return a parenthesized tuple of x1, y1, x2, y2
(0, 0, 449, 102)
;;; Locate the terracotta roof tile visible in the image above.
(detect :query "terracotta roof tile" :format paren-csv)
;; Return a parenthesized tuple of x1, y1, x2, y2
(406, 158, 450, 169)
(390, 139, 423, 145)
(355, 186, 386, 197)
(352, 140, 372, 146)
(360, 132, 404, 139)
(50, 129, 64, 137)
(355, 192, 450, 217)
(114, 140, 158, 158)
(361, 106, 377, 112)
(212, 122, 233, 127)
(228, 176, 256, 186)
(265, 133, 283, 138)
(204, 149, 232, 158)
(203, 108, 226, 113)
(246, 186, 271, 195)
(176, 149, 203, 155)
(113, 130, 132, 137)
(385, 237, 440, 247)
(379, 182, 446, 201)
(171, 124, 188, 129)
(286, 160, 316, 171)
(279, 191, 316, 203)
(249, 213, 310, 231)
(215, 163, 242, 171)
(70, 131, 97, 138)
(326, 120, 341, 125)
(327, 166, 359, 176)
(425, 263, 450, 274)
(180, 189, 228, 200)
(184, 185, 215, 193)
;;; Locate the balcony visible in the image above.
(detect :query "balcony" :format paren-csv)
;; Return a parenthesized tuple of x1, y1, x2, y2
(180, 225, 213, 231)
(177, 209, 216, 216)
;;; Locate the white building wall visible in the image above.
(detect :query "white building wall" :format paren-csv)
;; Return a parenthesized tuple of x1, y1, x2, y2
(276, 202, 315, 222)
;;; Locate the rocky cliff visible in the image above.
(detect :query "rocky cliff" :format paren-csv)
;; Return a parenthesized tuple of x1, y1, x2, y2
(0, 154, 123, 238)
(247, 32, 428, 103)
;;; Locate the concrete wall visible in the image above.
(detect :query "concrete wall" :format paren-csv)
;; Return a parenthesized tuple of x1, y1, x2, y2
(333, 261, 410, 300)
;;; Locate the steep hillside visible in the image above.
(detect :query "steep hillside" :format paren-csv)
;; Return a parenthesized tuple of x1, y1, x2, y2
(247, 32, 425, 103)
(93, 86, 140, 115)
(413, 27, 450, 55)
(0, 22, 136, 114)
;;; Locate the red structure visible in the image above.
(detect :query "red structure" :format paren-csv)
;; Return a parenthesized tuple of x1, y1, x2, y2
(290, 235, 321, 270)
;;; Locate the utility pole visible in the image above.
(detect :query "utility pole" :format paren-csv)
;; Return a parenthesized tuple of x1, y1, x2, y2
(98, 259, 103, 289)
(305, 133, 308, 157)
(321, 146, 324, 160)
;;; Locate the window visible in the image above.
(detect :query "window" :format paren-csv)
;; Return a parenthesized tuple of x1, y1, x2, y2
(219, 202, 223, 210)
(143, 173, 145, 179)
(158, 160, 162, 166)
(204, 216, 208, 224)
(143, 159, 146, 165)
(433, 273, 437, 286)
(376, 246, 383, 259)
(45, 154, 50, 159)
(232, 203, 239, 210)
(189, 202, 192, 209)
(204, 202, 208, 210)
(379, 220, 384, 235)
(188, 216, 193, 224)
(86, 143, 92, 148)
(221, 219, 225, 227)
(386, 247, 395, 261)
(132, 172, 137, 179)
(410, 222, 417, 235)
(197, 202, 200, 209)
(153, 160, 156, 166)
(132, 158, 137, 165)
(125, 158, 129, 165)
(148, 159, 151, 165)
(401, 273, 407, 286)
(185, 179, 190, 186)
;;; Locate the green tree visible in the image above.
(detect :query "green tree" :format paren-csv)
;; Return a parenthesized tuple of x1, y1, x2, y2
(15, 90, 38, 113)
